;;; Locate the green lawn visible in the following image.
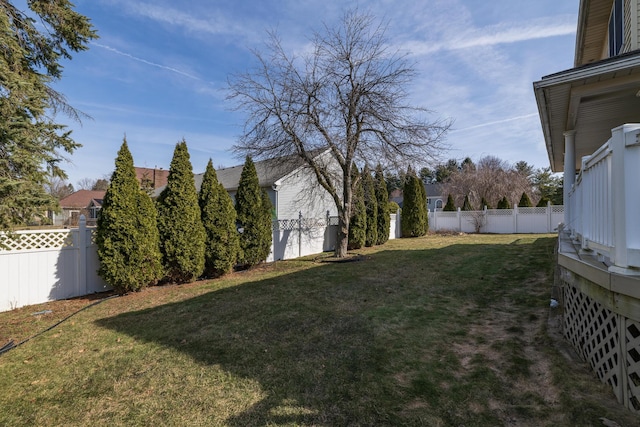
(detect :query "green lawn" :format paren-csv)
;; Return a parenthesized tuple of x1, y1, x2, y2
(0, 234, 635, 426)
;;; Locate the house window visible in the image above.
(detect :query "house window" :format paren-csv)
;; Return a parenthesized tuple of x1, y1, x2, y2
(609, 0, 623, 56)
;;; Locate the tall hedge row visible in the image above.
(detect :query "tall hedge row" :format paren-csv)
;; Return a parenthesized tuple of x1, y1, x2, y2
(156, 140, 206, 283)
(235, 156, 272, 267)
(96, 139, 163, 293)
(199, 159, 239, 277)
(348, 164, 366, 249)
(375, 164, 390, 245)
(401, 168, 428, 237)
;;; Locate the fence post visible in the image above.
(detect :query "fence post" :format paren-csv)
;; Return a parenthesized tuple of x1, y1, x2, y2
(298, 211, 303, 258)
(432, 208, 436, 231)
(513, 205, 518, 233)
(396, 208, 402, 238)
(457, 207, 461, 232)
(78, 215, 87, 295)
(547, 201, 552, 233)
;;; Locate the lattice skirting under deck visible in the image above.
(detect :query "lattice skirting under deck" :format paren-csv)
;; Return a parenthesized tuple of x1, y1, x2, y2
(562, 278, 640, 412)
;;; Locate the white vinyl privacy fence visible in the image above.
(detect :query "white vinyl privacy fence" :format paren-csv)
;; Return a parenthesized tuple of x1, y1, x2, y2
(0, 207, 558, 312)
(0, 214, 401, 312)
(0, 217, 109, 313)
(429, 205, 564, 234)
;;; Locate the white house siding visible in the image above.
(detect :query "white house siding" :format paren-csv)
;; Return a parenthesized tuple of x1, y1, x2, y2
(621, 0, 638, 52)
(275, 168, 338, 220)
(636, 0, 640, 49)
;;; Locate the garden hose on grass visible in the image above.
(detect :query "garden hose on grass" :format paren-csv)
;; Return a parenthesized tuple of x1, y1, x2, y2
(0, 294, 119, 357)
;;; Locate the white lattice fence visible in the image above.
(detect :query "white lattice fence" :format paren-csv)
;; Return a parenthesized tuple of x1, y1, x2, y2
(563, 283, 622, 401)
(624, 319, 640, 410)
(562, 279, 640, 412)
(0, 220, 109, 312)
(429, 206, 563, 234)
(0, 229, 74, 251)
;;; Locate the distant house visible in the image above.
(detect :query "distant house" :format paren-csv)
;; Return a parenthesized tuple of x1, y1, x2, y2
(424, 183, 444, 211)
(156, 151, 339, 220)
(388, 183, 443, 211)
(52, 190, 106, 226)
(135, 167, 169, 192)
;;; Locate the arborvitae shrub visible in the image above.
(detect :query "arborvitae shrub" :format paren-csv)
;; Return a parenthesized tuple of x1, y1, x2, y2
(199, 159, 239, 277)
(259, 189, 274, 258)
(375, 164, 390, 245)
(348, 164, 366, 249)
(401, 169, 428, 237)
(235, 156, 272, 266)
(96, 139, 162, 293)
(388, 201, 400, 214)
(156, 140, 206, 283)
(363, 165, 378, 247)
(480, 196, 491, 210)
(462, 195, 473, 211)
(443, 194, 456, 211)
(518, 192, 533, 207)
(536, 197, 550, 207)
(497, 196, 511, 209)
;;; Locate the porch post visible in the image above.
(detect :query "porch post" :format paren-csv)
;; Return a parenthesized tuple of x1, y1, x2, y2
(563, 130, 576, 231)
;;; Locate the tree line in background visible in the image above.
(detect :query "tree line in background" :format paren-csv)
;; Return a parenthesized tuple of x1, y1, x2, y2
(96, 139, 272, 294)
(386, 155, 563, 211)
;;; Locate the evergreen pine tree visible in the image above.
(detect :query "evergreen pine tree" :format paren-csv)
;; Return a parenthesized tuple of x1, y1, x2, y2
(363, 166, 378, 247)
(417, 176, 429, 235)
(480, 196, 491, 210)
(96, 139, 162, 293)
(462, 195, 474, 211)
(497, 196, 511, 209)
(518, 192, 533, 207)
(401, 168, 428, 237)
(536, 197, 550, 207)
(443, 194, 456, 211)
(136, 189, 164, 286)
(199, 159, 239, 277)
(157, 140, 206, 283)
(236, 156, 272, 266)
(374, 164, 390, 245)
(348, 164, 366, 249)
(260, 189, 274, 256)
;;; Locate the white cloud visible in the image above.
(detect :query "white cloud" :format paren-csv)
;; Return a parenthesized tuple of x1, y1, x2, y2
(401, 15, 575, 56)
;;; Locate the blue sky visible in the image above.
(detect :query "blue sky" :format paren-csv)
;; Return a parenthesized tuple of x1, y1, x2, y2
(47, 0, 578, 185)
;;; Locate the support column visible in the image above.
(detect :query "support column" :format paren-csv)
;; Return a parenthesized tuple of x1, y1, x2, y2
(563, 130, 576, 231)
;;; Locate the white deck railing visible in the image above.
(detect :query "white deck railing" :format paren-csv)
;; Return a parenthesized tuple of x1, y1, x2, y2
(568, 124, 640, 270)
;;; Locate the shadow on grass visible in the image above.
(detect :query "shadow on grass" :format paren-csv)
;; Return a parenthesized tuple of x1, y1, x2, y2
(95, 237, 557, 425)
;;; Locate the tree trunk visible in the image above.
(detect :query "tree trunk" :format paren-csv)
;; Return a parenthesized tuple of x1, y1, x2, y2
(335, 211, 349, 257)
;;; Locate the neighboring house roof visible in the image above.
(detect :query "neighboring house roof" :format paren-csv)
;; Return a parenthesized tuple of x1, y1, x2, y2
(153, 152, 327, 197)
(202, 155, 315, 192)
(424, 183, 443, 197)
(135, 167, 169, 189)
(59, 190, 106, 209)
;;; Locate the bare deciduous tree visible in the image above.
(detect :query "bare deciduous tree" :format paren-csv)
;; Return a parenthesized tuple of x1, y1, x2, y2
(45, 177, 75, 200)
(76, 178, 96, 190)
(228, 10, 450, 257)
(441, 156, 534, 209)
